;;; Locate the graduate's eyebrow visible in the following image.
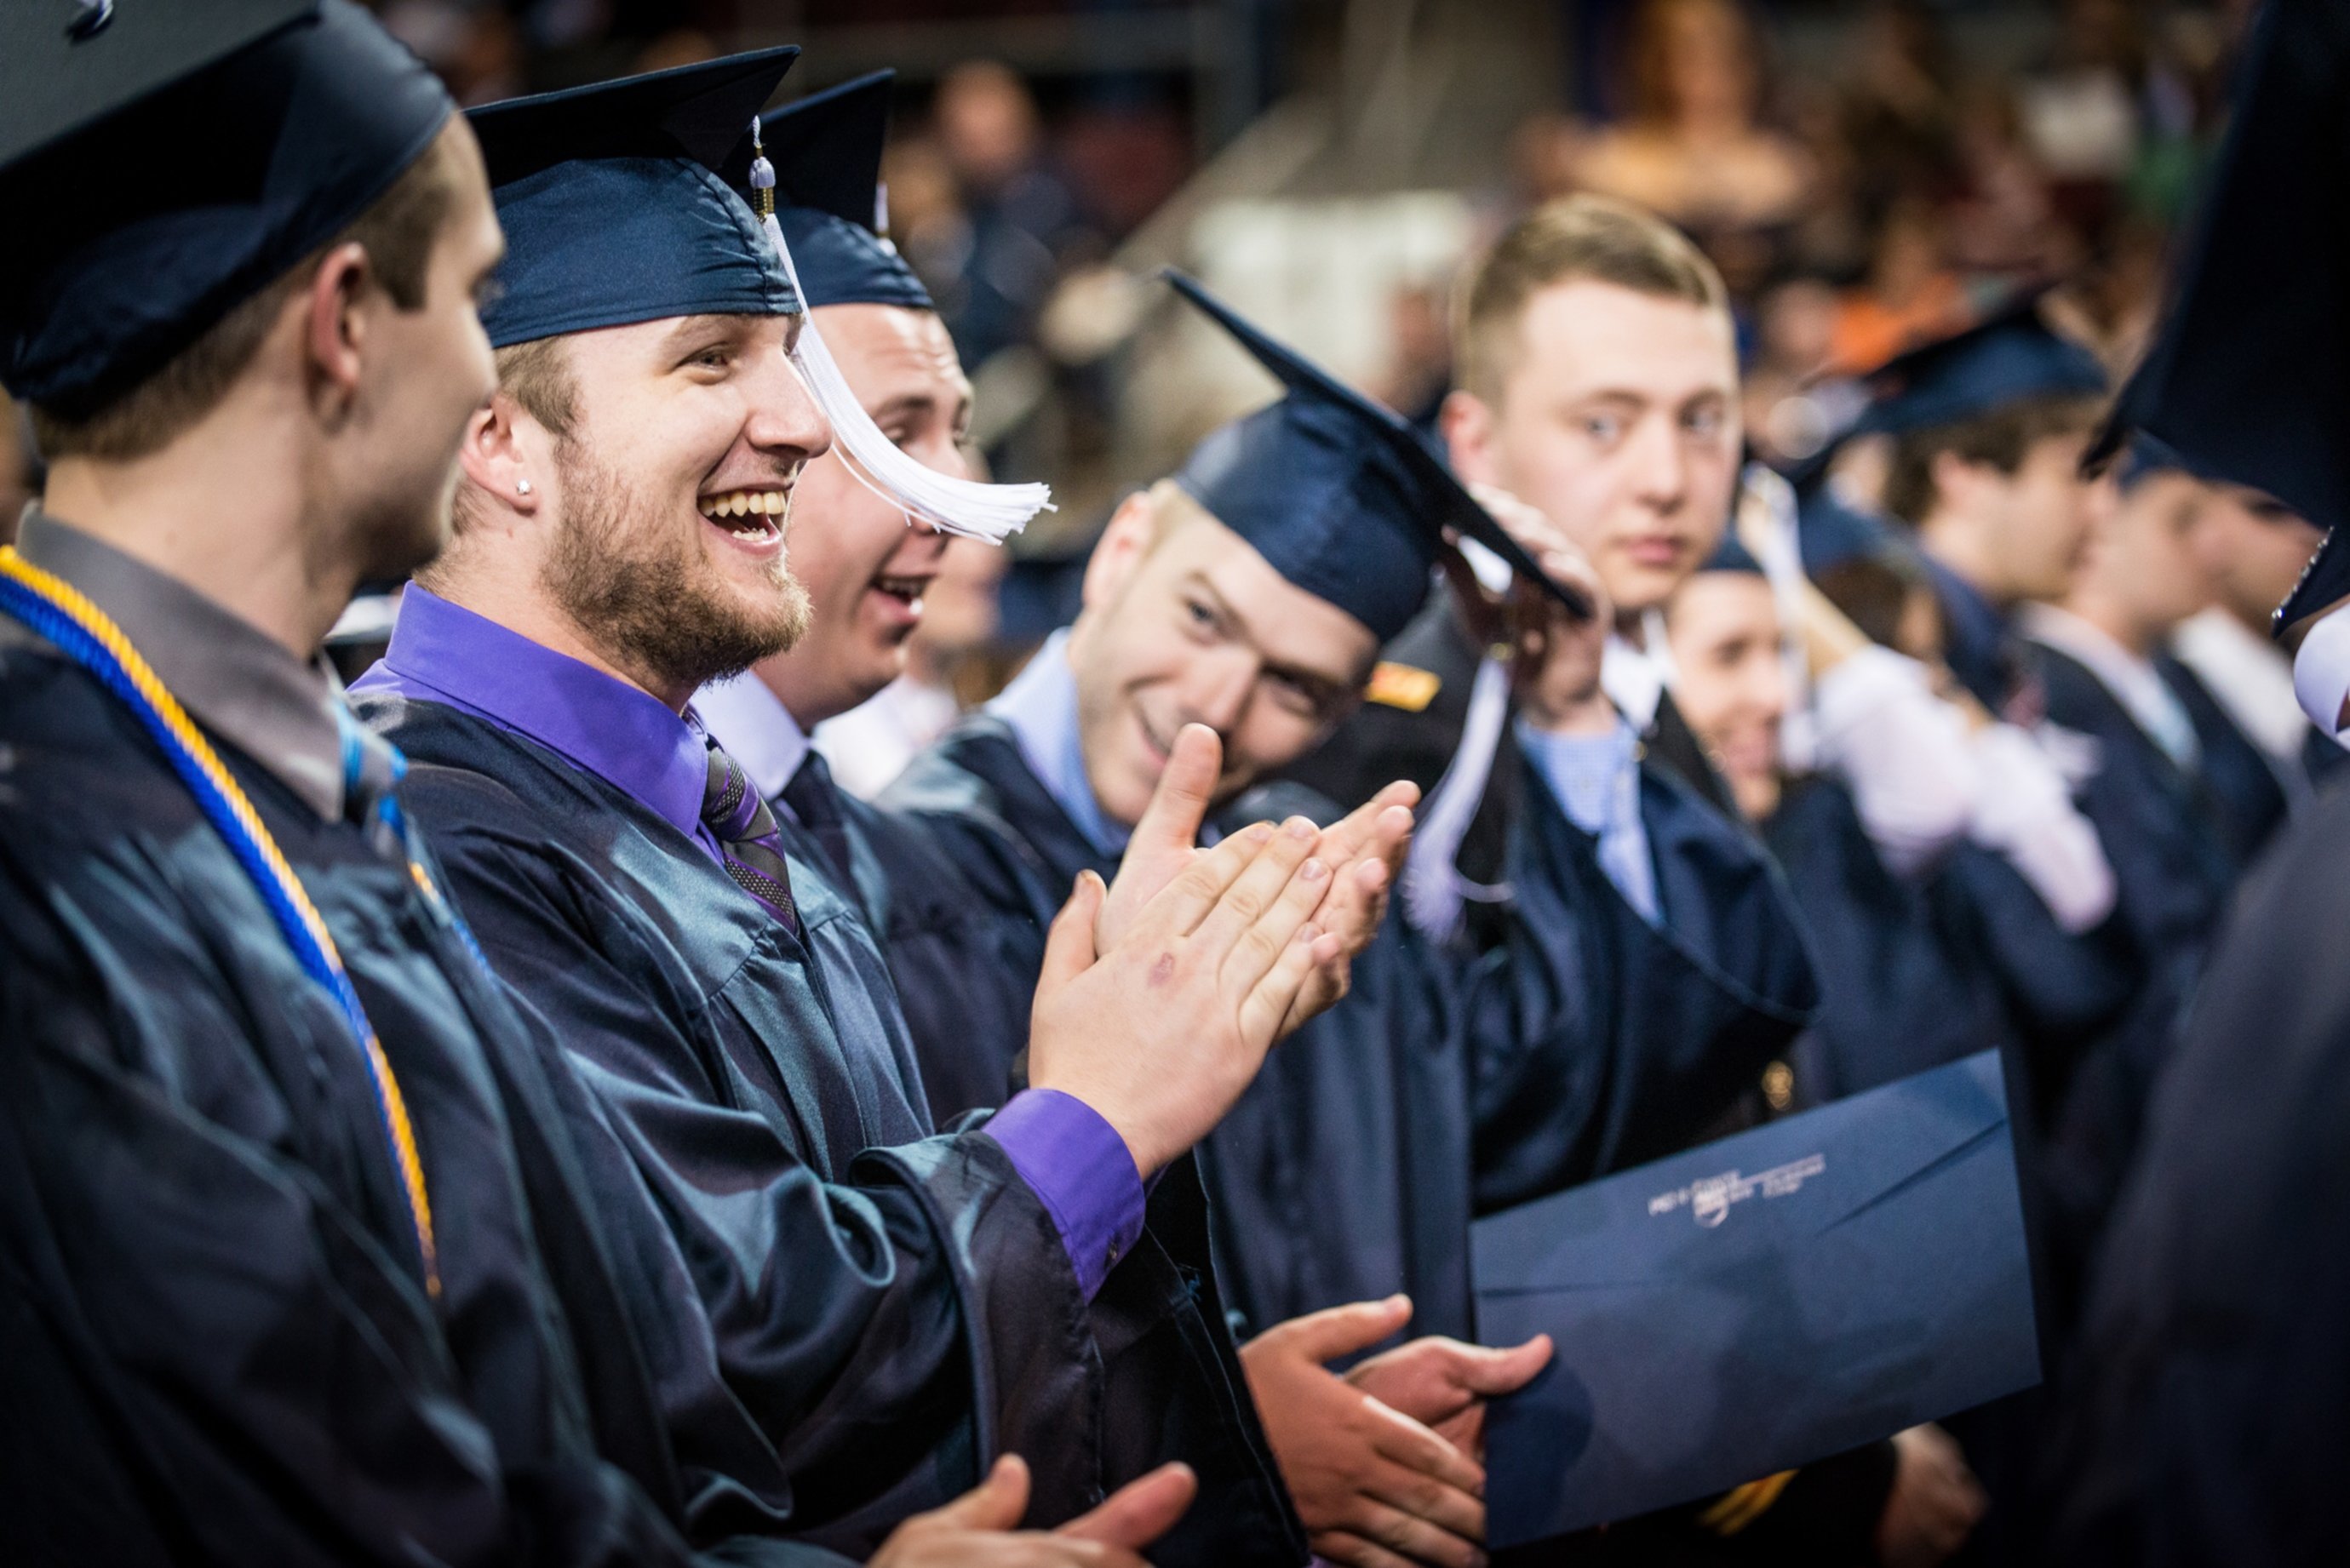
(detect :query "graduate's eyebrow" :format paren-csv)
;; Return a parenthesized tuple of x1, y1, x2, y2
(656, 312, 797, 360)
(868, 391, 940, 431)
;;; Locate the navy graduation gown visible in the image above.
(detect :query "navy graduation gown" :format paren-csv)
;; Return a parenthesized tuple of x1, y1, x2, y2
(2046, 781, 2350, 1566)
(1762, 775, 2017, 1104)
(0, 644, 833, 1565)
(1464, 747, 1820, 1211)
(2158, 652, 2291, 867)
(2034, 646, 2237, 982)
(359, 692, 1304, 1565)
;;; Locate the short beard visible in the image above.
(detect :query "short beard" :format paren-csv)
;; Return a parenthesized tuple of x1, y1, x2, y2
(539, 436, 811, 695)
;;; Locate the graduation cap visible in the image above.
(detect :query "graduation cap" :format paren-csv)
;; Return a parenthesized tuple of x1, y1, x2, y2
(467, 49, 803, 350)
(1165, 271, 1591, 644)
(0, 0, 453, 416)
(466, 51, 1047, 543)
(748, 71, 932, 312)
(2084, 0, 2350, 632)
(1846, 296, 2108, 443)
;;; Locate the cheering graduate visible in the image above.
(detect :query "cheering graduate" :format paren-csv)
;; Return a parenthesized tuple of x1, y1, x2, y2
(348, 51, 1398, 1566)
(0, 5, 895, 1562)
(2048, 0, 2350, 1558)
(697, 78, 1557, 1568)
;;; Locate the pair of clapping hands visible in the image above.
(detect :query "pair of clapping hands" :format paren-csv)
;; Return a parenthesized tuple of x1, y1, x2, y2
(1017, 706, 1553, 1568)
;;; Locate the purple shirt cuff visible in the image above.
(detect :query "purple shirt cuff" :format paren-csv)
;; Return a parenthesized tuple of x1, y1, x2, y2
(989, 1088, 1146, 1301)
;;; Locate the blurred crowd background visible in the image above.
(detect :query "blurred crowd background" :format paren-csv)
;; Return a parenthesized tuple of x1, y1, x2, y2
(0, 0, 2258, 729)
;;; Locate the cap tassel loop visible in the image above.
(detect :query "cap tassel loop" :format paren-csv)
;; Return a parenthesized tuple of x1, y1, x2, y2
(748, 117, 1051, 546)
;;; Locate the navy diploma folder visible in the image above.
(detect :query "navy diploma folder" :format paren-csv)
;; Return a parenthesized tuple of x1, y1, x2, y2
(1472, 1050, 2038, 1547)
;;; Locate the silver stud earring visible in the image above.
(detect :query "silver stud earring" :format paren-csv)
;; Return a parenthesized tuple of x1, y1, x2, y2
(516, 479, 533, 495)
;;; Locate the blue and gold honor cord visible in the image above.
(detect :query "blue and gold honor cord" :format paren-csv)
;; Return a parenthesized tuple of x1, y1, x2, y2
(0, 547, 440, 1297)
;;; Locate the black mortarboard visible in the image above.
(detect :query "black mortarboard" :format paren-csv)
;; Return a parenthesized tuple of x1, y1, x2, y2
(2086, 0, 2350, 632)
(1165, 271, 1589, 644)
(747, 71, 932, 312)
(1847, 298, 2108, 442)
(467, 49, 801, 349)
(0, 0, 453, 415)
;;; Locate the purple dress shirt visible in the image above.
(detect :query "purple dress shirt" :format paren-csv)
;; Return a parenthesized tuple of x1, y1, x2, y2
(352, 585, 1144, 1297)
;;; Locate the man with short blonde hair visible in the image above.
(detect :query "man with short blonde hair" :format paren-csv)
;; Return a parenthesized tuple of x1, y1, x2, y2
(1453, 192, 1729, 406)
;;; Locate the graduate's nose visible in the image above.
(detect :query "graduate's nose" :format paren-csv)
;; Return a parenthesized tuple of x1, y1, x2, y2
(743, 348, 834, 469)
(1627, 413, 1690, 512)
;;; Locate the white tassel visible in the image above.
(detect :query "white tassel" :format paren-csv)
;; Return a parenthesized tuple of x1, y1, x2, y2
(1401, 654, 1515, 942)
(746, 120, 1049, 545)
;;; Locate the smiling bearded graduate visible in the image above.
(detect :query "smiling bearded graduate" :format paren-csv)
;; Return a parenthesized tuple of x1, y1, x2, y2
(349, 50, 1381, 1566)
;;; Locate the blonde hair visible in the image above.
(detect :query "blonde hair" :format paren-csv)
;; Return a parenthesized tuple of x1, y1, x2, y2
(1453, 193, 1728, 403)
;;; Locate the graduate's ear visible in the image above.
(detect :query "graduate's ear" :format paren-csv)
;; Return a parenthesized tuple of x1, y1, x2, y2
(301, 241, 376, 424)
(1440, 388, 1501, 489)
(456, 391, 543, 519)
(1080, 489, 1159, 613)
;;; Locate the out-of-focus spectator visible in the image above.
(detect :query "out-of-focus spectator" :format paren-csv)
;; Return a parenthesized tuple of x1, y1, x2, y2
(1837, 0, 1961, 215)
(1827, 197, 1972, 375)
(2019, 0, 2147, 192)
(632, 29, 717, 75)
(377, 0, 522, 106)
(1562, 0, 1815, 295)
(1944, 81, 2071, 278)
(1743, 275, 1848, 466)
(928, 60, 1088, 367)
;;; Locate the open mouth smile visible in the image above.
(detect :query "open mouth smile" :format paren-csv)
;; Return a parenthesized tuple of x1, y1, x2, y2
(698, 487, 793, 545)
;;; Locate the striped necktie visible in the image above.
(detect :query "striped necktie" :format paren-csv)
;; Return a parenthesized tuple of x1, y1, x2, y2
(701, 735, 800, 936)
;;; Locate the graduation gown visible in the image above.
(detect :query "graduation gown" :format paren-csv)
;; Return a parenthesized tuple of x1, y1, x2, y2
(2158, 652, 2291, 867)
(360, 692, 1304, 1565)
(872, 716, 1818, 1347)
(1463, 747, 1820, 1211)
(2021, 645, 2244, 1297)
(2045, 781, 2350, 1567)
(1762, 775, 2018, 1104)
(0, 637, 829, 1566)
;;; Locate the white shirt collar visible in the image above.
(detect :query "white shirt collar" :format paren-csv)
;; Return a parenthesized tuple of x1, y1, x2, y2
(691, 670, 811, 803)
(2171, 606, 2309, 760)
(1601, 614, 1677, 730)
(2018, 602, 2200, 770)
